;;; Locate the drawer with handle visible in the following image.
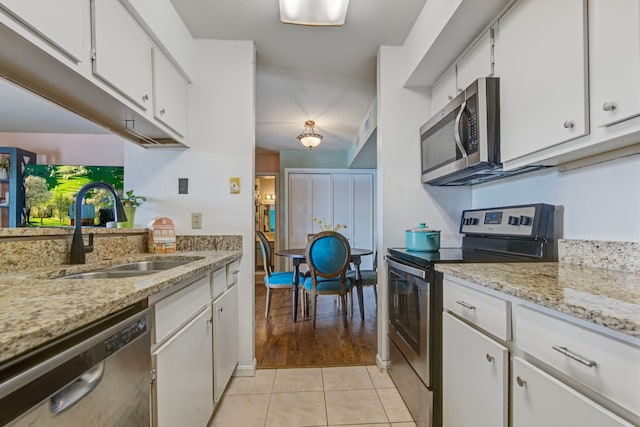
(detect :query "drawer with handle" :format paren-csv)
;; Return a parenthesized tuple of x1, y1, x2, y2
(443, 277, 511, 341)
(514, 303, 640, 417)
(152, 275, 210, 344)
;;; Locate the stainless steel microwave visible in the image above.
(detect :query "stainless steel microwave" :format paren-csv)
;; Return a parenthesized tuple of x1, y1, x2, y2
(420, 77, 544, 186)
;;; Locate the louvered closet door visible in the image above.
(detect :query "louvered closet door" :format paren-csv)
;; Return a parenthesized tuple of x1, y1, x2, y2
(287, 173, 331, 250)
(332, 174, 353, 242)
(287, 171, 374, 269)
(351, 174, 374, 269)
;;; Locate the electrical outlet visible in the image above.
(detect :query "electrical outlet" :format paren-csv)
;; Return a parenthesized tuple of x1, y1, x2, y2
(191, 212, 202, 229)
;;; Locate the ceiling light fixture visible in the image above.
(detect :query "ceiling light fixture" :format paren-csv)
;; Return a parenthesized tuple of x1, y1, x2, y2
(297, 120, 323, 149)
(279, 0, 350, 26)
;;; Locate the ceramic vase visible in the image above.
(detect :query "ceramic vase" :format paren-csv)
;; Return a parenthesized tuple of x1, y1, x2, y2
(119, 206, 137, 228)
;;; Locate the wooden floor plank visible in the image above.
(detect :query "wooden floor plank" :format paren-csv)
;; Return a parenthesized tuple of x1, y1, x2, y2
(254, 273, 378, 368)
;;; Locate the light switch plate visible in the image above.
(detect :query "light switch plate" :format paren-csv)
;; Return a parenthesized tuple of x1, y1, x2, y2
(191, 212, 202, 229)
(178, 178, 188, 194)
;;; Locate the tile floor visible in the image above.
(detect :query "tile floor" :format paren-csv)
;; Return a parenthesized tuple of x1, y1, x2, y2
(209, 365, 417, 427)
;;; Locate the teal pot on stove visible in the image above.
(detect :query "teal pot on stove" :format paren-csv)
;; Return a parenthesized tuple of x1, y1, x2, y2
(406, 223, 441, 251)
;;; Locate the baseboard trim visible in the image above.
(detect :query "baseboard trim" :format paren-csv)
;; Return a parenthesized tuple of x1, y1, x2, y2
(234, 358, 257, 377)
(376, 353, 391, 373)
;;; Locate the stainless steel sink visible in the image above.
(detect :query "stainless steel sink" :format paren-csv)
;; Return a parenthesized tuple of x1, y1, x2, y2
(59, 259, 196, 280)
(61, 270, 156, 280)
(102, 260, 192, 272)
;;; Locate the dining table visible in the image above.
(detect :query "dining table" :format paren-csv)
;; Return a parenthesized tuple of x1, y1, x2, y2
(275, 247, 373, 323)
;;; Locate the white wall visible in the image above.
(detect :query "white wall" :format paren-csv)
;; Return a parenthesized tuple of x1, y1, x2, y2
(376, 45, 472, 364)
(125, 39, 257, 373)
(473, 153, 640, 242)
(0, 133, 124, 165)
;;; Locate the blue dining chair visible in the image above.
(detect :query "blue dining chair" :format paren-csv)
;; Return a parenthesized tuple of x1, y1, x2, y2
(303, 231, 352, 328)
(256, 230, 303, 318)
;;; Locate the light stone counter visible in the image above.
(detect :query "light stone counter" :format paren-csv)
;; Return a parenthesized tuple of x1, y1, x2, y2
(435, 262, 640, 339)
(0, 251, 241, 363)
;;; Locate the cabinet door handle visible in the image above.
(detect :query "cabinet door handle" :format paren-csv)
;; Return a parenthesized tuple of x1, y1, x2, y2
(485, 353, 494, 363)
(142, 94, 149, 102)
(552, 345, 597, 368)
(602, 101, 617, 111)
(516, 376, 527, 387)
(563, 120, 575, 129)
(160, 108, 166, 115)
(456, 300, 475, 310)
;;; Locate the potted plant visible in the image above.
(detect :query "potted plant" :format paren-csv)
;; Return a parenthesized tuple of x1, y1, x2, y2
(119, 189, 146, 228)
(0, 156, 9, 180)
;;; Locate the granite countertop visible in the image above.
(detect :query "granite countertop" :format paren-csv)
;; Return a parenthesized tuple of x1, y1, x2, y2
(0, 251, 241, 364)
(435, 262, 640, 339)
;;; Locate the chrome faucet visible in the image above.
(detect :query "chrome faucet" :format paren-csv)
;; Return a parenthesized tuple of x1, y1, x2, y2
(69, 182, 127, 264)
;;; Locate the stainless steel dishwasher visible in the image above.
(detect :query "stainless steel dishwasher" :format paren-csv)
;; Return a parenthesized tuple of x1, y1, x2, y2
(0, 303, 151, 426)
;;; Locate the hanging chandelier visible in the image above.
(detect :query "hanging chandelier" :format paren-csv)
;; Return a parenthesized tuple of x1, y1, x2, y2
(297, 120, 323, 149)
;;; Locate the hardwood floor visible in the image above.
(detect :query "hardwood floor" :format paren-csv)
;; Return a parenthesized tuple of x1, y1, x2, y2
(255, 273, 378, 368)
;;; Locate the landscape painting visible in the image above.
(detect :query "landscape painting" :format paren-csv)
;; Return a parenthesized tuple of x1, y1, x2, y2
(24, 165, 124, 226)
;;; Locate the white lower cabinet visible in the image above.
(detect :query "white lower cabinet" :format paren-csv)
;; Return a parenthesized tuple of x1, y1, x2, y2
(442, 275, 639, 427)
(512, 357, 633, 427)
(153, 306, 213, 427)
(213, 283, 239, 402)
(443, 312, 508, 427)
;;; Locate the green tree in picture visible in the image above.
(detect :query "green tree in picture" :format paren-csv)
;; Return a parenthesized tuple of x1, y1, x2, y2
(24, 164, 124, 227)
(25, 176, 52, 224)
(52, 193, 72, 225)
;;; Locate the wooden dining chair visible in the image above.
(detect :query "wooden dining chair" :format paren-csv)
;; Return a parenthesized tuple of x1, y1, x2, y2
(302, 231, 352, 328)
(347, 249, 378, 304)
(256, 230, 303, 318)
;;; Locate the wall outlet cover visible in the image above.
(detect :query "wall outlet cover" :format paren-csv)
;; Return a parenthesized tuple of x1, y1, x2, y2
(191, 212, 202, 229)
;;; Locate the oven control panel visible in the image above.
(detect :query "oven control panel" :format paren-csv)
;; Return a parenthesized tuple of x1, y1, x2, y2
(460, 204, 555, 237)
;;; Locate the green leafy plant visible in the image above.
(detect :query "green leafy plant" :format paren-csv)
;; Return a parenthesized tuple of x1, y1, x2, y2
(121, 190, 147, 207)
(0, 156, 9, 170)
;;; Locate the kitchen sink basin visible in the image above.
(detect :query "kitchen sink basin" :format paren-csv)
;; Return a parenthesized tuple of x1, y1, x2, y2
(60, 270, 156, 280)
(102, 260, 192, 272)
(59, 259, 197, 280)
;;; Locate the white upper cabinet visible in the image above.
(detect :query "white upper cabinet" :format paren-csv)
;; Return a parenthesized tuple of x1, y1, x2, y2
(0, 0, 86, 62)
(589, 0, 640, 127)
(457, 30, 493, 94)
(496, 0, 588, 163)
(431, 66, 457, 113)
(91, 0, 153, 111)
(431, 30, 493, 115)
(153, 48, 188, 137)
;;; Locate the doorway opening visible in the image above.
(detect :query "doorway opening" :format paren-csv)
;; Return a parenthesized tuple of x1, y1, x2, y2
(255, 174, 277, 273)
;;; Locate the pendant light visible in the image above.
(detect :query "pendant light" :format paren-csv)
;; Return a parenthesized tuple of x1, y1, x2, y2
(297, 120, 323, 149)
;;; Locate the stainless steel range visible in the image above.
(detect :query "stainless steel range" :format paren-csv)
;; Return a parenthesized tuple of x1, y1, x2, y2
(386, 203, 558, 427)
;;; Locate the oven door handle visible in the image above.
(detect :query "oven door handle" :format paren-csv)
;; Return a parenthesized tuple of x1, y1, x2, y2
(386, 258, 426, 280)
